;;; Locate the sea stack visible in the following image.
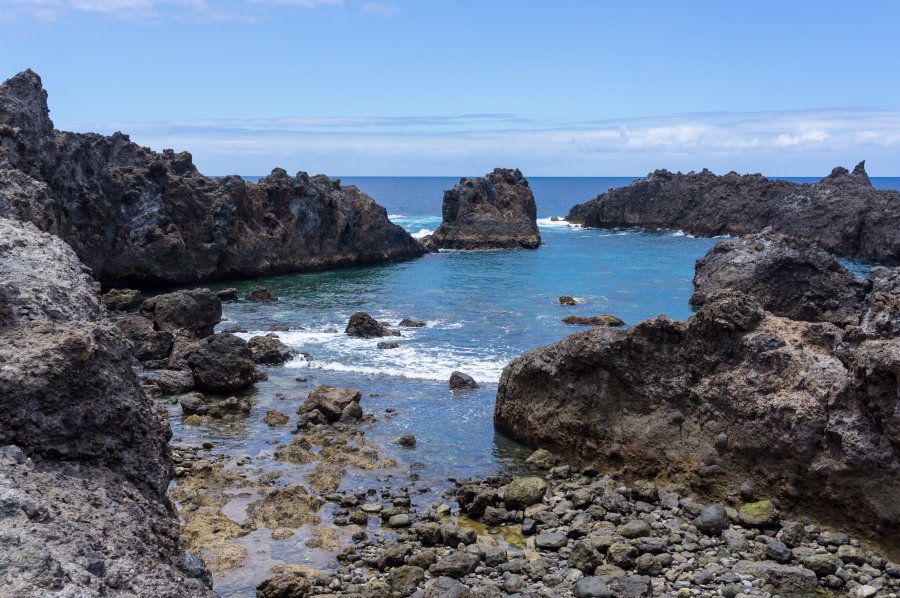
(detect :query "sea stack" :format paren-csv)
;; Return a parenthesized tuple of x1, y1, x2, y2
(423, 168, 541, 250)
(0, 70, 424, 287)
(566, 162, 900, 264)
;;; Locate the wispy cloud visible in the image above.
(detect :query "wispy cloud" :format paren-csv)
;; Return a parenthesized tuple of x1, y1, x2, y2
(58, 107, 900, 176)
(0, 0, 344, 21)
(361, 1, 396, 17)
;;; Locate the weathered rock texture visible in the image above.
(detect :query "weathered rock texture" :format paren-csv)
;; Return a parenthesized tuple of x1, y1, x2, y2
(0, 70, 423, 287)
(0, 217, 213, 595)
(495, 292, 900, 549)
(693, 231, 900, 337)
(566, 162, 900, 264)
(425, 168, 541, 250)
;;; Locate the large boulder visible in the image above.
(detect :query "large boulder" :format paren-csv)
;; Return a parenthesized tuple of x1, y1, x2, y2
(0, 70, 423, 287)
(495, 292, 900, 549)
(0, 219, 104, 325)
(0, 216, 213, 595)
(186, 333, 265, 393)
(691, 230, 867, 325)
(426, 168, 541, 250)
(140, 288, 222, 339)
(115, 314, 175, 362)
(566, 161, 900, 264)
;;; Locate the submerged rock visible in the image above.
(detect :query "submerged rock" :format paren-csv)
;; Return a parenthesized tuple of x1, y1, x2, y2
(399, 318, 426, 327)
(427, 168, 541, 250)
(559, 295, 578, 306)
(495, 291, 900, 547)
(566, 161, 900, 264)
(246, 285, 278, 302)
(0, 70, 423, 287)
(561, 315, 624, 326)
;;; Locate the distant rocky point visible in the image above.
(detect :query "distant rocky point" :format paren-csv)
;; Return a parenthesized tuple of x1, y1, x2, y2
(421, 168, 541, 250)
(567, 162, 900, 264)
(0, 69, 423, 287)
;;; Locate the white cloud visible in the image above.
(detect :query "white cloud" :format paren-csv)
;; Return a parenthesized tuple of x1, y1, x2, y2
(361, 1, 396, 17)
(58, 107, 900, 176)
(1, 0, 342, 21)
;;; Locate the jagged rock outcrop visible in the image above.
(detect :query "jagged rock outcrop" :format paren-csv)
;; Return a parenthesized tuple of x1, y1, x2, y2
(0, 70, 423, 287)
(423, 168, 540, 250)
(691, 231, 868, 326)
(566, 162, 900, 264)
(0, 217, 213, 595)
(495, 292, 900, 549)
(693, 231, 900, 337)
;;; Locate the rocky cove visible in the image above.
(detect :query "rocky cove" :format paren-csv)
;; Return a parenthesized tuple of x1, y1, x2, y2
(1, 68, 900, 598)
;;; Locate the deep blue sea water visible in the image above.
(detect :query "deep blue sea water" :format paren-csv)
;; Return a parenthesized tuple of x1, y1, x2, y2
(170, 176, 900, 595)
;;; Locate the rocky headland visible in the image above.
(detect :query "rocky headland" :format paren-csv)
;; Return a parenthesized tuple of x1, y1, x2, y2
(421, 168, 541, 250)
(0, 218, 214, 596)
(0, 70, 423, 287)
(495, 233, 900, 558)
(566, 162, 900, 264)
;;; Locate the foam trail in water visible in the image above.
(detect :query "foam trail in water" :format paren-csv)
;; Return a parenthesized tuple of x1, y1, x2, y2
(537, 217, 582, 229)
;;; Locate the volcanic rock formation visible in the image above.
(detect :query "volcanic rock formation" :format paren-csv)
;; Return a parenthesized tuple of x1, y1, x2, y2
(0, 218, 213, 596)
(495, 290, 900, 549)
(0, 70, 423, 287)
(566, 162, 900, 264)
(423, 168, 541, 250)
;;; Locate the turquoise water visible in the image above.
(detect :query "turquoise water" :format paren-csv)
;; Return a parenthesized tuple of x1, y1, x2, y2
(170, 176, 900, 595)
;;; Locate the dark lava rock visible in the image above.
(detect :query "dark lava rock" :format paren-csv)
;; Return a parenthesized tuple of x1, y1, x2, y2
(101, 288, 143, 311)
(0, 215, 214, 596)
(691, 230, 868, 325)
(248, 335, 298, 364)
(179, 392, 209, 416)
(566, 161, 900, 264)
(345, 311, 400, 338)
(186, 333, 265, 393)
(156, 369, 194, 395)
(377, 341, 400, 349)
(140, 288, 222, 339)
(574, 576, 611, 598)
(215, 288, 238, 301)
(427, 167, 541, 250)
(562, 315, 624, 326)
(559, 295, 577, 306)
(449, 371, 479, 390)
(495, 291, 900, 548)
(396, 434, 417, 448)
(0, 70, 423, 287)
(298, 385, 362, 422)
(429, 551, 479, 578)
(116, 314, 174, 362)
(246, 285, 277, 302)
(399, 318, 426, 327)
(692, 505, 730, 536)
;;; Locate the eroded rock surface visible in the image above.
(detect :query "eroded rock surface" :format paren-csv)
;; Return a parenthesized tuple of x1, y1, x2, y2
(0, 70, 423, 287)
(425, 168, 540, 250)
(495, 292, 900, 549)
(567, 162, 900, 263)
(0, 217, 212, 596)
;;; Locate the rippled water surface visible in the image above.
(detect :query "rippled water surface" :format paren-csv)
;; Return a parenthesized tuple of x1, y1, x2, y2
(169, 176, 900, 595)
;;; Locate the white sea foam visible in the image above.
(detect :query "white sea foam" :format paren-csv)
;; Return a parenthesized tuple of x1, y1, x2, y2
(411, 228, 434, 239)
(671, 230, 696, 238)
(536, 217, 582, 229)
(239, 319, 502, 383)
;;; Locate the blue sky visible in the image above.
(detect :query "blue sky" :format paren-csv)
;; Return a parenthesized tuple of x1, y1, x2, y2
(2, 0, 899, 176)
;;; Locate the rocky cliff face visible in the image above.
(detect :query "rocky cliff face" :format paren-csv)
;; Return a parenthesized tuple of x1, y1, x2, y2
(566, 162, 900, 264)
(424, 168, 541, 250)
(0, 218, 213, 596)
(495, 291, 900, 550)
(0, 70, 423, 287)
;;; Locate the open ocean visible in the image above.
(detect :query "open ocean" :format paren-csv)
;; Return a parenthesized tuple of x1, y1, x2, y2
(170, 176, 900, 594)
